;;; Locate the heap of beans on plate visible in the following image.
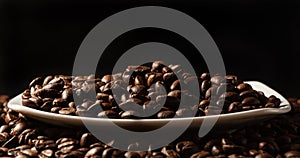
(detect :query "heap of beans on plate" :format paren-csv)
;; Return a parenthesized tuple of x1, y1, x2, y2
(21, 61, 281, 119)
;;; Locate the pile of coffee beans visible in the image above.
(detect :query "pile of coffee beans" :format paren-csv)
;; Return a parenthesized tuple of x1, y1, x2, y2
(22, 61, 281, 118)
(1, 95, 300, 157)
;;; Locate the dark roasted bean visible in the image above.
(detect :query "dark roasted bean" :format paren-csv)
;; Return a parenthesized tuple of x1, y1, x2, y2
(157, 110, 175, 119)
(170, 80, 180, 91)
(102, 148, 124, 158)
(237, 83, 253, 92)
(284, 150, 300, 158)
(97, 110, 119, 119)
(176, 141, 200, 158)
(80, 133, 98, 147)
(124, 151, 141, 158)
(58, 108, 75, 115)
(242, 97, 261, 106)
(190, 150, 210, 158)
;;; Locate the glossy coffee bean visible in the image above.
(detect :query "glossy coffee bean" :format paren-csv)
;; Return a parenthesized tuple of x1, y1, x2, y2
(237, 83, 253, 92)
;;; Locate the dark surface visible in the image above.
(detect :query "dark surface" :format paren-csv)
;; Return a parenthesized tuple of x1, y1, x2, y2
(0, 0, 300, 97)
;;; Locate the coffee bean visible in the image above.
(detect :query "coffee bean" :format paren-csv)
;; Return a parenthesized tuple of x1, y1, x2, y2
(176, 141, 200, 158)
(84, 146, 104, 157)
(59, 108, 75, 115)
(124, 151, 141, 158)
(240, 90, 259, 100)
(101, 75, 112, 84)
(201, 80, 211, 94)
(61, 88, 73, 102)
(53, 98, 68, 107)
(163, 72, 176, 85)
(120, 110, 140, 119)
(151, 61, 164, 72)
(220, 92, 240, 102)
(237, 83, 253, 92)
(228, 102, 242, 113)
(285, 150, 300, 158)
(157, 110, 175, 119)
(29, 77, 43, 88)
(190, 150, 210, 158)
(255, 151, 274, 158)
(242, 97, 261, 106)
(170, 80, 180, 91)
(134, 75, 145, 86)
(11, 121, 27, 136)
(102, 148, 124, 158)
(21, 148, 38, 157)
(97, 110, 119, 119)
(210, 75, 224, 85)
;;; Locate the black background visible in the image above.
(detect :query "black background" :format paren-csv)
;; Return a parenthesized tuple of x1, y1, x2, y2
(0, 0, 300, 98)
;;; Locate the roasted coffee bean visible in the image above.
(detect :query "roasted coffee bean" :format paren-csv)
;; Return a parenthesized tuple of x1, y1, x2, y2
(176, 141, 200, 158)
(265, 102, 276, 108)
(43, 76, 53, 86)
(176, 108, 195, 117)
(61, 88, 73, 102)
(84, 146, 104, 157)
(130, 85, 147, 96)
(97, 110, 119, 119)
(170, 80, 180, 91)
(211, 145, 223, 156)
(220, 92, 240, 102)
(102, 148, 124, 158)
(40, 101, 53, 112)
(101, 75, 112, 84)
(120, 110, 140, 119)
(205, 86, 217, 100)
(240, 90, 258, 100)
(225, 75, 241, 86)
(228, 102, 242, 113)
(217, 83, 234, 95)
(258, 142, 277, 155)
(284, 150, 300, 158)
(151, 61, 164, 72)
(167, 90, 181, 99)
(53, 98, 68, 107)
(190, 150, 210, 158)
(268, 95, 281, 107)
(58, 108, 76, 115)
(210, 75, 224, 85)
(204, 139, 220, 151)
(200, 73, 210, 80)
(11, 121, 27, 135)
(199, 100, 210, 110)
(237, 83, 253, 92)
(50, 107, 62, 113)
(255, 151, 274, 158)
(29, 77, 43, 88)
(242, 97, 261, 106)
(157, 110, 175, 119)
(201, 80, 211, 94)
(22, 99, 39, 109)
(0, 125, 9, 133)
(21, 148, 38, 157)
(124, 151, 141, 158)
(163, 72, 176, 85)
(18, 129, 37, 145)
(80, 133, 98, 147)
(134, 75, 145, 86)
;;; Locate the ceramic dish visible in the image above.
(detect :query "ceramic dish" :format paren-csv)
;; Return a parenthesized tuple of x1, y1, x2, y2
(7, 81, 291, 130)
